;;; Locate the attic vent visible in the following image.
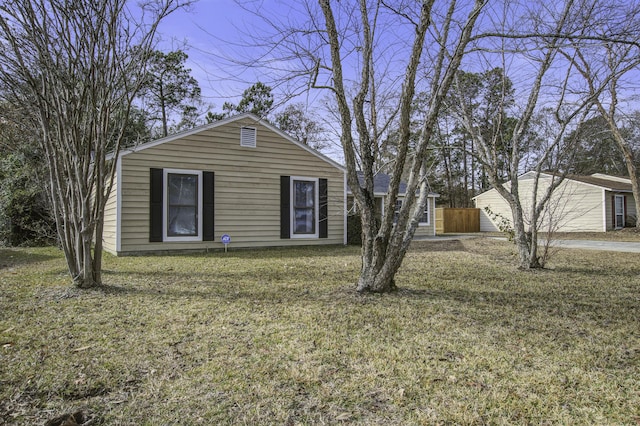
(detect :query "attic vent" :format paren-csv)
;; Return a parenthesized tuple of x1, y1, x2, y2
(240, 127, 257, 148)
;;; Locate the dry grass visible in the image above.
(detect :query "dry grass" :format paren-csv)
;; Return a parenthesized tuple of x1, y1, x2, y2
(1, 238, 639, 425)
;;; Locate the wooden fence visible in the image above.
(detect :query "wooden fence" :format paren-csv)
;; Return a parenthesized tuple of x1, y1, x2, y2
(435, 208, 480, 234)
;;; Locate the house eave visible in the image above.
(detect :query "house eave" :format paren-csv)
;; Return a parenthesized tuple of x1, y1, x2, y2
(472, 172, 633, 199)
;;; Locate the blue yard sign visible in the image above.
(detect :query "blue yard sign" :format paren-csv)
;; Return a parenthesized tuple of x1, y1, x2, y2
(221, 234, 231, 252)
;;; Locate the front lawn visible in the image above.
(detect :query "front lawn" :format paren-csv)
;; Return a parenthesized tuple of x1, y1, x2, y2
(1, 238, 638, 424)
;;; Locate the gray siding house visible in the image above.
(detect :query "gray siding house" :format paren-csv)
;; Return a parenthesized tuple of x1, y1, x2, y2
(347, 172, 438, 238)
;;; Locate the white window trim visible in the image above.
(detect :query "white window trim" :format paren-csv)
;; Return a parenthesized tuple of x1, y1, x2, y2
(163, 168, 203, 242)
(290, 176, 319, 239)
(394, 197, 431, 226)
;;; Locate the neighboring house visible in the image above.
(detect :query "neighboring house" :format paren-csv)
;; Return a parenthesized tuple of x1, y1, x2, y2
(347, 172, 438, 238)
(473, 172, 637, 233)
(103, 113, 346, 255)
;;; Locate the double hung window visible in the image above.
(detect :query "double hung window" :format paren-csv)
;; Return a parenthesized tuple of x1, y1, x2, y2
(280, 175, 327, 240)
(614, 194, 625, 229)
(393, 198, 430, 225)
(291, 177, 318, 237)
(163, 169, 203, 241)
(420, 200, 430, 225)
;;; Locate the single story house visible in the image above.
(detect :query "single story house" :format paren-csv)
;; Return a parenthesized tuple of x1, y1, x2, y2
(103, 113, 346, 255)
(473, 172, 636, 232)
(347, 172, 439, 238)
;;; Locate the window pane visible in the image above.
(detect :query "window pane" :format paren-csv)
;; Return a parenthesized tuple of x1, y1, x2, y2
(421, 205, 429, 223)
(294, 181, 315, 207)
(615, 196, 624, 211)
(293, 180, 316, 234)
(169, 174, 197, 205)
(167, 173, 198, 237)
(294, 208, 315, 233)
(168, 206, 197, 236)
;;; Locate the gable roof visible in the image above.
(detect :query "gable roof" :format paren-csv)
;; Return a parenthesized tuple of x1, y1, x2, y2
(349, 171, 439, 197)
(109, 113, 345, 172)
(473, 172, 633, 199)
(565, 174, 633, 192)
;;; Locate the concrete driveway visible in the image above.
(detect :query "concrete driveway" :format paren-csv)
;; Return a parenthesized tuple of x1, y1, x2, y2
(423, 234, 640, 253)
(546, 239, 640, 253)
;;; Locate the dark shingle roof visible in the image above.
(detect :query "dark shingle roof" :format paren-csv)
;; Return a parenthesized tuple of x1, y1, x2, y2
(350, 171, 437, 196)
(566, 174, 633, 192)
(355, 171, 407, 194)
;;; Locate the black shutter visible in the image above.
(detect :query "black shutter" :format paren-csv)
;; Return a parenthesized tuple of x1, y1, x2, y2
(280, 176, 290, 239)
(319, 178, 328, 238)
(149, 168, 163, 242)
(203, 172, 215, 241)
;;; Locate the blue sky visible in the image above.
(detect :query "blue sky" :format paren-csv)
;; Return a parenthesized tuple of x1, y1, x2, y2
(153, 0, 327, 114)
(152, 1, 549, 114)
(155, 0, 260, 109)
(153, 0, 349, 158)
(152, 1, 640, 144)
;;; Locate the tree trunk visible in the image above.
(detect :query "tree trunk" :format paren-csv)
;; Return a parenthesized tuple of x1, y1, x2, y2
(463, 142, 469, 207)
(93, 216, 105, 286)
(357, 244, 398, 293)
(355, 196, 396, 293)
(509, 200, 535, 269)
(608, 121, 640, 229)
(316, 0, 485, 293)
(356, 213, 410, 293)
(631, 174, 640, 229)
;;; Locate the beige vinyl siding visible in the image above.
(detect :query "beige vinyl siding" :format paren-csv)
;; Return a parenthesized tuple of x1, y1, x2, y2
(475, 188, 510, 232)
(475, 177, 606, 233)
(546, 179, 603, 232)
(115, 117, 345, 254)
(102, 172, 118, 254)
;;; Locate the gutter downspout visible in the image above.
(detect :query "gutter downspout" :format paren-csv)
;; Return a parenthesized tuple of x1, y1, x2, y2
(432, 198, 436, 236)
(343, 170, 347, 245)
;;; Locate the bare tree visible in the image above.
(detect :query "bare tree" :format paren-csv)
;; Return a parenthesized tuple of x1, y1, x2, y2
(562, 1, 640, 228)
(0, 0, 188, 288)
(450, 0, 604, 269)
(320, 1, 486, 292)
(231, 0, 486, 292)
